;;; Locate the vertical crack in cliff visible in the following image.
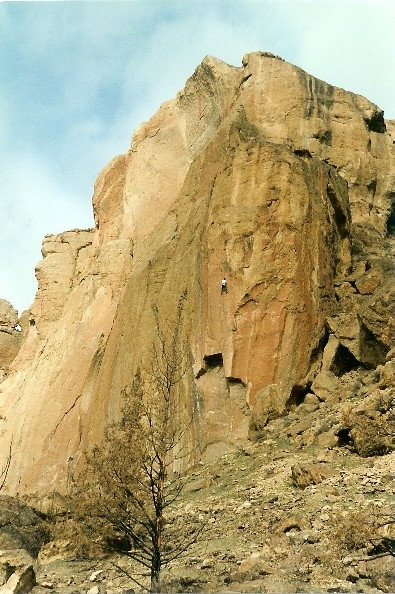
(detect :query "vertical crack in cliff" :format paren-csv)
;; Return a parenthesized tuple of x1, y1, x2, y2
(51, 343, 106, 438)
(306, 75, 314, 118)
(386, 191, 395, 236)
(326, 182, 348, 239)
(309, 325, 330, 367)
(52, 394, 82, 437)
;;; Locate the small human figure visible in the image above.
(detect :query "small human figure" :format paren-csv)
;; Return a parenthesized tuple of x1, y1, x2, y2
(221, 277, 228, 294)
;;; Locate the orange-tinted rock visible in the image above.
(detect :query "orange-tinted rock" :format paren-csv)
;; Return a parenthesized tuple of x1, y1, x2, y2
(355, 269, 382, 295)
(0, 53, 391, 494)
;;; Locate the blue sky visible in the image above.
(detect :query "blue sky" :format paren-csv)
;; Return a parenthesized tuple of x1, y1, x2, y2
(1, 0, 393, 314)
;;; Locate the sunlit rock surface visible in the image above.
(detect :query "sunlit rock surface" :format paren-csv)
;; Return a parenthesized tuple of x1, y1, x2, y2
(0, 52, 392, 494)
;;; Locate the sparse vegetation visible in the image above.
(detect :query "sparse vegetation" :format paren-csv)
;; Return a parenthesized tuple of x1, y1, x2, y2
(61, 301, 202, 592)
(331, 507, 393, 557)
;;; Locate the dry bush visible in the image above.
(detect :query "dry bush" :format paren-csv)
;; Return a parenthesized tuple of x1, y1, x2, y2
(340, 410, 392, 457)
(331, 508, 393, 556)
(332, 510, 375, 553)
(48, 512, 105, 559)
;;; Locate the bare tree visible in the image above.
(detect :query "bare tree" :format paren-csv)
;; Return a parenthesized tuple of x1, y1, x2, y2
(69, 300, 202, 592)
(0, 442, 12, 492)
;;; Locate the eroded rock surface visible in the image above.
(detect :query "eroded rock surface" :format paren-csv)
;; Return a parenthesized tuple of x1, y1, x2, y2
(0, 300, 22, 382)
(0, 52, 392, 494)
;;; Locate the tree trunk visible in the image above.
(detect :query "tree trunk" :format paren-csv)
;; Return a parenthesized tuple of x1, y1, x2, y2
(150, 553, 161, 593)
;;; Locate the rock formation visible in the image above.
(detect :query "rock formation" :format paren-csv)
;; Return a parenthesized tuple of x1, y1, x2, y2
(0, 300, 22, 383)
(0, 52, 392, 494)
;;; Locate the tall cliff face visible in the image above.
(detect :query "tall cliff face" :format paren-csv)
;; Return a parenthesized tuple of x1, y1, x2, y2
(0, 52, 392, 494)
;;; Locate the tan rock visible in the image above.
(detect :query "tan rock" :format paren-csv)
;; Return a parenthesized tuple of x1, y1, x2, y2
(286, 418, 313, 437)
(0, 53, 391, 494)
(0, 300, 22, 377)
(379, 361, 393, 389)
(0, 302, 18, 329)
(0, 550, 35, 594)
(355, 269, 382, 295)
(277, 515, 303, 533)
(17, 311, 30, 335)
(315, 431, 338, 448)
(237, 554, 271, 578)
(291, 463, 334, 489)
(311, 370, 341, 403)
(248, 385, 286, 439)
(31, 229, 94, 331)
(0, 331, 22, 377)
(0, 566, 36, 594)
(0, 550, 34, 570)
(304, 393, 321, 406)
(37, 540, 74, 564)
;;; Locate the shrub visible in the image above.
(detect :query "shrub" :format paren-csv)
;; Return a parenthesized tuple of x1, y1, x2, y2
(331, 508, 393, 556)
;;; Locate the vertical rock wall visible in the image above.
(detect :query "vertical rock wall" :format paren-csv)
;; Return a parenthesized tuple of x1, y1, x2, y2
(0, 53, 391, 494)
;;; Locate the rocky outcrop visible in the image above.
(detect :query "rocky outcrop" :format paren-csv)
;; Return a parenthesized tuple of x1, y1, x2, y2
(0, 52, 392, 494)
(0, 550, 36, 594)
(0, 301, 22, 382)
(291, 463, 334, 489)
(0, 496, 48, 557)
(0, 497, 49, 593)
(31, 230, 94, 330)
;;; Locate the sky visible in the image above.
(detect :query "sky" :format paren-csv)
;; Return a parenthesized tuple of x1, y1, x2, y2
(1, 0, 393, 315)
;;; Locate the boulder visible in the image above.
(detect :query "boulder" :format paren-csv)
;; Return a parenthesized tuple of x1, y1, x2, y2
(0, 566, 36, 594)
(311, 370, 341, 403)
(248, 384, 286, 439)
(291, 463, 334, 489)
(304, 393, 321, 407)
(0, 550, 35, 594)
(0, 497, 48, 557)
(378, 361, 393, 389)
(0, 550, 33, 570)
(355, 269, 382, 295)
(277, 516, 303, 533)
(237, 554, 271, 579)
(286, 418, 312, 438)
